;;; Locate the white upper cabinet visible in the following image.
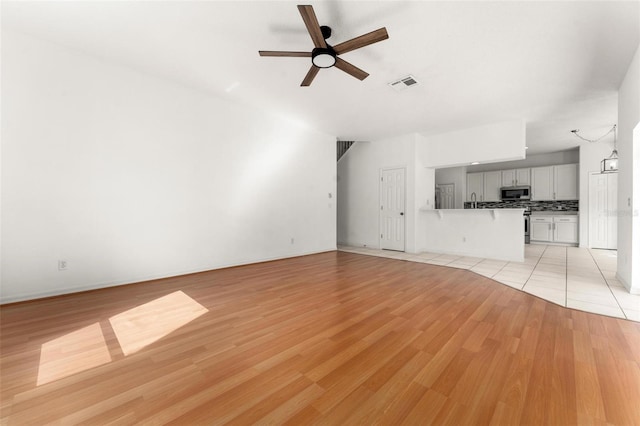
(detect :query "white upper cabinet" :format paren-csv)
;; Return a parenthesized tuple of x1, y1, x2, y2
(515, 168, 531, 186)
(501, 169, 516, 187)
(466, 172, 484, 201)
(483, 171, 502, 201)
(501, 168, 530, 187)
(531, 164, 578, 200)
(469, 164, 577, 202)
(531, 166, 554, 200)
(554, 164, 578, 200)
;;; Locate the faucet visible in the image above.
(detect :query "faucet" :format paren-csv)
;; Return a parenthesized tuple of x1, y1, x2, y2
(470, 192, 477, 209)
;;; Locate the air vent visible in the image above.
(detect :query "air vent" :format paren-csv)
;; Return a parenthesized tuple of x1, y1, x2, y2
(388, 75, 419, 91)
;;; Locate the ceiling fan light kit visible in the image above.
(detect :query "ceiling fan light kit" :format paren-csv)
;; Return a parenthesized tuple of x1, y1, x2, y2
(259, 4, 389, 86)
(311, 47, 336, 68)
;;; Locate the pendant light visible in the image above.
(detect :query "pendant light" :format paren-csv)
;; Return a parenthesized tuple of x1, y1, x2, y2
(570, 124, 618, 173)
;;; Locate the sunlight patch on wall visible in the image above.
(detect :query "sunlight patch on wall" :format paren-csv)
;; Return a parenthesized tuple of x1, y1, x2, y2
(37, 322, 111, 386)
(229, 127, 301, 214)
(109, 291, 208, 356)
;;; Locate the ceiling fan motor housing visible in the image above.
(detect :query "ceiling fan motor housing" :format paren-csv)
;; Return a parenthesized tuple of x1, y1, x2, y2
(320, 25, 332, 39)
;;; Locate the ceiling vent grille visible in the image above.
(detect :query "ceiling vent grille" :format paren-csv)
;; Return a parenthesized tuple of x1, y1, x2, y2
(388, 75, 419, 91)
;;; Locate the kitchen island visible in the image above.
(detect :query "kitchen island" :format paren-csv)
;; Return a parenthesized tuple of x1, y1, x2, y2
(421, 208, 525, 262)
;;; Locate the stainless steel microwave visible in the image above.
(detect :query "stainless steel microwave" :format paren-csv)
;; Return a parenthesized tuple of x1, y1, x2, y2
(500, 186, 531, 200)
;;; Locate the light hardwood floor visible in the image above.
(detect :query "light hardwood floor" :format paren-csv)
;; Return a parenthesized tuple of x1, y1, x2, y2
(1, 251, 639, 424)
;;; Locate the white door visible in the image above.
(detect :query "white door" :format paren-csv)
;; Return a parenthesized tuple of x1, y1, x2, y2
(436, 184, 455, 209)
(589, 173, 617, 249)
(380, 168, 405, 251)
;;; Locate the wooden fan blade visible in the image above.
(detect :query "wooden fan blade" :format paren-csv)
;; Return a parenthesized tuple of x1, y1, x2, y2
(298, 5, 327, 48)
(334, 58, 369, 81)
(301, 65, 320, 86)
(333, 28, 389, 55)
(259, 51, 312, 57)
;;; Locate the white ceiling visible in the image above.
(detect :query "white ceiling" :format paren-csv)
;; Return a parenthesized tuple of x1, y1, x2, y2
(3, 1, 639, 155)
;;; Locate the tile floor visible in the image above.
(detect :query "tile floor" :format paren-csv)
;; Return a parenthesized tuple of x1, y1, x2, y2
(338, 244, 640, 322)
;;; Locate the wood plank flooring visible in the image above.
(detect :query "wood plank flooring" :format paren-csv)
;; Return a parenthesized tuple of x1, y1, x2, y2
(1, 251, 639, 424)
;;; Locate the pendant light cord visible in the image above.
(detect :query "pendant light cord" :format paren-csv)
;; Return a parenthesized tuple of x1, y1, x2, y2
(571, 124, 616, 144)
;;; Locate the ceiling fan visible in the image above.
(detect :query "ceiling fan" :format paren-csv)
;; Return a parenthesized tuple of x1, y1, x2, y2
(259, 5, 389, 86)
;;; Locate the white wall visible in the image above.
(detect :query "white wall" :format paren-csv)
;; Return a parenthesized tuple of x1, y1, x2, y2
(617, 43, 640, 293)
(337, 133, 433, 253)
(413, 134, 436, 252)
(579, 143, 615, 247)
(1, 31, 337, 303)
(419, 120, 526, 168)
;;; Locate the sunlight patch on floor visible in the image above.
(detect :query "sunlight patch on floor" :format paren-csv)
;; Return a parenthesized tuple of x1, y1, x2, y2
(37, 291, 208, 386)
(109, 291, 208, 356)
(37, 322, 111, 386)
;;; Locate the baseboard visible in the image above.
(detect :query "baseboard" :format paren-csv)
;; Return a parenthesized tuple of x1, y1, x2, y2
(616, 272, 638, 295)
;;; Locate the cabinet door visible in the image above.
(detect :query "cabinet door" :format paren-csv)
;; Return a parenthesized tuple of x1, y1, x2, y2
(515, 168, 530, 186)
(531, 166, 554, 200)
(466, 172, 484, 201)
(554, 219, 578, 243)
(501, 170, 516, 187)
(483, 171, 502, 201)
(531, 221, 553, 241)
(554, 164, 578, 200)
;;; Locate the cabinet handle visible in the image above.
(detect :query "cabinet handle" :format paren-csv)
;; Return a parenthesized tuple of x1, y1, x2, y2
(553, 192, 556, 200)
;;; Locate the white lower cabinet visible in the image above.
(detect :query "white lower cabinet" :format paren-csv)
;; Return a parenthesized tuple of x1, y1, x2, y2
(554, 216, 578, 244)
(530, 215, 578, 245)
(531, 217, 553, 242)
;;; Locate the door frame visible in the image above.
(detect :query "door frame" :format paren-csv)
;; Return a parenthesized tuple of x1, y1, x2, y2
(379, 166, 406, 251)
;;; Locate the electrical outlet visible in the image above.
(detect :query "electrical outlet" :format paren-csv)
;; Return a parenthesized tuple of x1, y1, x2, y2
(290, 238, 295, 244)
(58, 260, 68, 271)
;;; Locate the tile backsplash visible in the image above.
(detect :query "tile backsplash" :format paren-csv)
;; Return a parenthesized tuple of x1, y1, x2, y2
(463, 200, 579, 211)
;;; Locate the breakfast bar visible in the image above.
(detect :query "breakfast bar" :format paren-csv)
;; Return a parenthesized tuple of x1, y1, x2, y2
(421, 208, 525, 262)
